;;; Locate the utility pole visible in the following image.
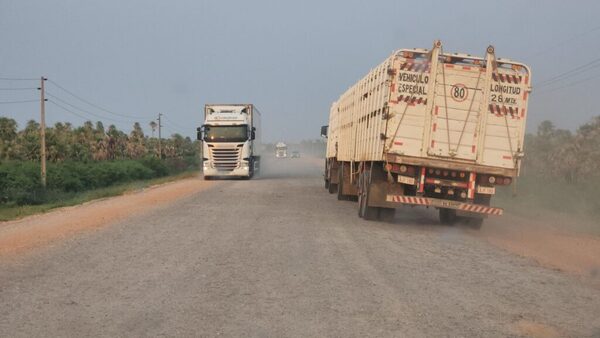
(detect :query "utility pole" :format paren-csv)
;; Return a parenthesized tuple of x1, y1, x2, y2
(157, 113, 163, 159)
(39, 76, 47, 187)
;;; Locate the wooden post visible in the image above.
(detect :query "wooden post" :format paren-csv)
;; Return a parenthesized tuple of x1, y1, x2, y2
(157, 113, 162, 159)
(40, 76, 47, 187)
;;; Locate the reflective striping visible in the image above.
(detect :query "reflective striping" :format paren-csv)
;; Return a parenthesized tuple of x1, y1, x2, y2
(489, 104, 522, 119)
(387, 195, 431, 205)
(397, 95, 427, 106)
(467, 172, 476, 199)
(385, 195, 504, 216)
(400, 61, 431, 72)
(418, 167, 426, 193)
(492, 72, 523, 84)
(459, 203, 503, 215)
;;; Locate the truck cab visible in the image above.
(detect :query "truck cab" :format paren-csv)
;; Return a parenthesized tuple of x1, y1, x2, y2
(275, 142, 287, 158)
(198, 104, 261, 179)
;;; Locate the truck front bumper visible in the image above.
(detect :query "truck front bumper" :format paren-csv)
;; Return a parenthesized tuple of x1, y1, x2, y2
(385, 195, 503, 216)
(203, 167, 250, 178)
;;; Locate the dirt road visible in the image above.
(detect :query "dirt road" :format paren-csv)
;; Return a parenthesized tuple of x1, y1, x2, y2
(1, 157, 599, 337)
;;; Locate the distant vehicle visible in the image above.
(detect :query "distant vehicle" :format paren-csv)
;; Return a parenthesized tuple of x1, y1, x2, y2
(197, 104, 261, 179)
(322, 40, 531, 228)
(275, 142, 287, 158)
(291, 151, 300, 158)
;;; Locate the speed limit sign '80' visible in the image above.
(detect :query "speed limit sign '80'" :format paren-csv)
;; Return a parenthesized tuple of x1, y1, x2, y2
(450, 84, 468, 102)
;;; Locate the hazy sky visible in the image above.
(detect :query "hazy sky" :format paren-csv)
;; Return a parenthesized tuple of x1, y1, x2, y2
(1, 0, 599, 142)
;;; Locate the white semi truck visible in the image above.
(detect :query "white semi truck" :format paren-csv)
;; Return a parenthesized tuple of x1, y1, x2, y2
(197, 104, 261, 179)
(322, 40, 532, 228)
(275, 142, 288, 158)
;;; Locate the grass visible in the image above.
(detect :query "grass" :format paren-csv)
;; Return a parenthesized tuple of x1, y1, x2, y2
(0, 170, 199, 222)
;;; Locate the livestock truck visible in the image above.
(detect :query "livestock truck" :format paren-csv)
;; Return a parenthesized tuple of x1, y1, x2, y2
(197, 104, 261, 179)
(322, 40, 531, 228)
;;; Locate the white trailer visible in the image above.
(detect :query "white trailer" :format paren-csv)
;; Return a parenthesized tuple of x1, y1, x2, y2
(198, 104, 261, 179)
(323, 40, 532, 228)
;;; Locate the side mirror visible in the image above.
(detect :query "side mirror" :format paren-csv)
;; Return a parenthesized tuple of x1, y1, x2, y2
(320, 125, 328, 138)
(197, 126, 205, 141)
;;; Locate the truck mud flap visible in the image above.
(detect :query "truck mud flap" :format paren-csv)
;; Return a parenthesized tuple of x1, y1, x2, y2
(385, 195, 503, 216)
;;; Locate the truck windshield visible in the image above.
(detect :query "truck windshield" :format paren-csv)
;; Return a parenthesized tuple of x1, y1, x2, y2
(204, 125, 248, 142)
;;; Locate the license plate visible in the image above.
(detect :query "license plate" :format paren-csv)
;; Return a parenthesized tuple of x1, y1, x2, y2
(429, 199, 461, 208)
(398, 175, 416, 185)
(476, 186, 495, 194)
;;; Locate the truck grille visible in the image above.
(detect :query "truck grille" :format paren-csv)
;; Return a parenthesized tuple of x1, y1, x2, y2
(210, 147, 241, 171)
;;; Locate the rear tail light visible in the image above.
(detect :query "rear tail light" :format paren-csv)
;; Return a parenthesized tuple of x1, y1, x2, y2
(488, 176, 496, 184)
(503, 177, 512, 185)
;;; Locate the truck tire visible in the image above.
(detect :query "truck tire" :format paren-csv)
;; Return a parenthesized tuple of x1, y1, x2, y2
(337, 163, 344, 200)
(379, 208, 396, 222)
(328, 182, 338, 194)
(358, 169, 379, 221)
(465, 217, 484, 230)
(324, 159, 330, 189)
(337, 163, 351, 201)
(462, 194, 489, 229)
(439, 208, 457, 225)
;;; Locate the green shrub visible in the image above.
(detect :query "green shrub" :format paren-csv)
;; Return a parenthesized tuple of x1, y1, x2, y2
(139, 156, 169, 177)
(0, 158, 195, 206)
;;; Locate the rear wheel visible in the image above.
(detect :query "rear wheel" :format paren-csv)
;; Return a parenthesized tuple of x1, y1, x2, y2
(337, 163, 350, 201)
(358, 169, 379, 221)
(324, 159, 330, 189)
(463, 194, 490, 229)
(439, 208, 457, 225)
(328, 160, 338, 194)
(328, 182, 338, 194)
(464, 217, 484, 230)
(379, 208, 396, 222)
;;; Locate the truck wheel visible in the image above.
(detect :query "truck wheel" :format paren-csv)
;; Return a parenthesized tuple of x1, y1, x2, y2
(358, 170, 379, 221)
(328, 182, 338, 194)
(324, 159, 330, 189)
(337, 163, 349, 201)
(465, 217, 484, 230)
(379, 208, 396, 222)
(439, 208, 457, 225)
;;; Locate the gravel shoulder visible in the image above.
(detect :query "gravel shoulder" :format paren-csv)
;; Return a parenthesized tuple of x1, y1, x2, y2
(0, 175, 214, 256)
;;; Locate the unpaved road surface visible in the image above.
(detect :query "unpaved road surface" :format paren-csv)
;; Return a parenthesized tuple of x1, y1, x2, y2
(1, 157, 599, 337)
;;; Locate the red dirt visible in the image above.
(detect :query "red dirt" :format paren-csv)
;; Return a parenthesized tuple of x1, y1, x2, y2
(479, 214, 600, 282)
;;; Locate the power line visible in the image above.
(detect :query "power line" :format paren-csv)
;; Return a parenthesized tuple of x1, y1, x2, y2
(535, 57, 600, 88)
(47, 100, 90, 121)
(45, 91, 129, 123)
(0, 87, 38, 91)
(47, 79, 147, 120)
(0, 99, 38, 104)
(536, 72, 600, 95)
(0, 77, 38, 81)
(162, 115, 188, 132)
